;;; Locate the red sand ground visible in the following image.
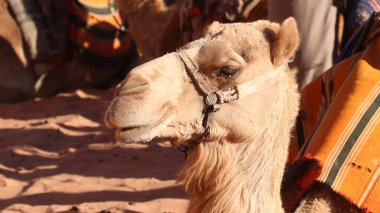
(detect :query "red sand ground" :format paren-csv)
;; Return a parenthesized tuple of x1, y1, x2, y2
(0, 89, 188, 213)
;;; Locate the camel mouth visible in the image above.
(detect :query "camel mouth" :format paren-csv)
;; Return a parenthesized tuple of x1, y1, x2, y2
(114, 107, 174, 144)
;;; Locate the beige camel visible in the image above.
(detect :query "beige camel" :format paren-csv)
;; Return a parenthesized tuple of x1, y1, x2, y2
(105, 18, 301, 212)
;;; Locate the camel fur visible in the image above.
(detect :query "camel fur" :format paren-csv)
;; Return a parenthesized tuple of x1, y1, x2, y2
(105, 18, 300, 212)
(178, 0, 268, 45)
(116, 0, 183, 60)
(294, 181, 363, 213)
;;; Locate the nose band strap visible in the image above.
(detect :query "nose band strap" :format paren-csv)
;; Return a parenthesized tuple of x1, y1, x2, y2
(236, 63, 288, 99)
(177, 51, 288, 105)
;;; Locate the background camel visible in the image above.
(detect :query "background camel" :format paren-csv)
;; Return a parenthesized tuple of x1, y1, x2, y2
(177, 0, 268, 45)
(116, 0, 268, 58)
(0, 0, 266, 102)
(105, 18, 301, 212)
(39, 0, 186, 97)
(116, 0, 182, 60)
(0, 0, 183, 101)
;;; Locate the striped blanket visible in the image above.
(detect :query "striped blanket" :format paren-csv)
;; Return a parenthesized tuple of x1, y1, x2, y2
(292, 14, 380, 212)
(67, 0, 136, 64)
(8, 0, 136, 65)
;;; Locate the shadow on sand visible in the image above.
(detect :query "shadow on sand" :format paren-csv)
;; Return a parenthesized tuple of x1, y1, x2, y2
(0, 89, 187, 210)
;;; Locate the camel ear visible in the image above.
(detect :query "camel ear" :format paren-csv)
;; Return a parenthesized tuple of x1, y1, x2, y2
(271, 17, 300, 66)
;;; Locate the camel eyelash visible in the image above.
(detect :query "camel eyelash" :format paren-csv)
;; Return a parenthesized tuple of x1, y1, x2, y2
(217, 68, 235, 78)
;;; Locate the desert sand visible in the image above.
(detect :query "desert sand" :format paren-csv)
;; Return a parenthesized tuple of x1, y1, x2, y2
(0, 88, 188, 213)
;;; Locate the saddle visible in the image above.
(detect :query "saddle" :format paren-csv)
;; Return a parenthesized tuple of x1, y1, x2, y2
(8, 0, 136, 67)
(67, 0, 136, 65)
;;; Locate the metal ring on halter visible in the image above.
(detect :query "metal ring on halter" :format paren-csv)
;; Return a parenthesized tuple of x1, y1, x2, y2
(206, 93, 220, 112)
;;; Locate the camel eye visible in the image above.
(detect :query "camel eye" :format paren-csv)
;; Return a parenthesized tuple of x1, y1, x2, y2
(217, 67, 235, 78)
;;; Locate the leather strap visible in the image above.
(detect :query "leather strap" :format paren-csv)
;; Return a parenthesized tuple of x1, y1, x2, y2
(176, 50, 288, 156)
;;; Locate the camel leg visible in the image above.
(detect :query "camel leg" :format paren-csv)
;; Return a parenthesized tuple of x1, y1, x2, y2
(0, 0, 34, 102)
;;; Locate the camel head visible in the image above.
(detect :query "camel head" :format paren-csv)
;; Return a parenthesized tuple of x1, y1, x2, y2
(105, 18, 300, 149)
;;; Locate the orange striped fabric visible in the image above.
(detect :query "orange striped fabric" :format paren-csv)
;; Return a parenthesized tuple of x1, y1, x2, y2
(287, 52, 362, 164)
(296, 36, 380, 212)
(67, 0, 135, 61)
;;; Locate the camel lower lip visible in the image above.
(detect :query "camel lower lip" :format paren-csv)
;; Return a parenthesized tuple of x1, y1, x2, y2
(114, 109, 173, 144)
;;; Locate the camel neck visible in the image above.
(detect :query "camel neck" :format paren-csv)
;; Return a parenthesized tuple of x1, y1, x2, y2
(123, 1, 180, 60)
(178, 136, 289, 213)
(176, 69, 298, 213)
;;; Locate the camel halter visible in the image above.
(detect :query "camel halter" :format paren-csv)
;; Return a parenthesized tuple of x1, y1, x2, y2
(176, 51, 288, 155)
